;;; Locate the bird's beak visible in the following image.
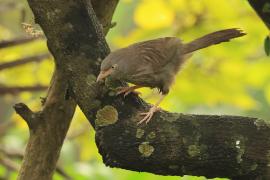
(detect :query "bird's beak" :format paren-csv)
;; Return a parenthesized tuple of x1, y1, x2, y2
(96, 70, 112, 82)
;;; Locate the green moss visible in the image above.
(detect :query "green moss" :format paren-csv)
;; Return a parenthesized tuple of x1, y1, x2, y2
(262, 2, 270, 13)
(236, 147, 245, 164)
(161, 112, 179, 122)
(86, 74, 96, 86)
(88, 100, 101, 109)
(188, 145, 201, 157)
(136, 128, 145, 138)
(169, 165, 179, 170)
(250, 163, 258, 171)
(138, 142, 154, 157)
(187, 144, 207, 158)
(146, 131, 156, 140)
(254, 118, 270, 130)
(108, 91, 116, 96)
(232, 135, 246, 164)
(95, 105, 118, 127)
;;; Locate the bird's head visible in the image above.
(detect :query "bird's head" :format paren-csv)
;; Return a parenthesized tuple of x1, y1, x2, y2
(96, 58, 119, 82)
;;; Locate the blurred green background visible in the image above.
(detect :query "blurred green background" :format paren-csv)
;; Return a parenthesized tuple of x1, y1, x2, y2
(0, 0, 269, 179)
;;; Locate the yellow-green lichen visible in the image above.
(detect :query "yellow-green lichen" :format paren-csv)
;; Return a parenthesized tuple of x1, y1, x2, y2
(138, 142, 154, 157)
(95, 105, 118, 127)
(136, 128, 145, 138)
(169, 165, 179, 170)
(147, 131, 156, 140)
(250, 163, 258, 171)
(161, 112, 179, 122)
(262, 2, 270, 13)
(88, 100, 101, 109)
(236, 147, 245, 164)
(188, 145, 200, 157)
(86, 74, 97, 86)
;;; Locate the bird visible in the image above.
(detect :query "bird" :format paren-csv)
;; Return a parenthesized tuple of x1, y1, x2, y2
(96, 28, 246, 124)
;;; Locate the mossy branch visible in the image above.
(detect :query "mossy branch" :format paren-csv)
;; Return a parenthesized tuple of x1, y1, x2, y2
(24, 0, 270, 179)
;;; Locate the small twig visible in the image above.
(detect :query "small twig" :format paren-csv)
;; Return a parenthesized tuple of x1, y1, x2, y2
(0, 156, 20, 171)
(0, 2, 17, 13)
(0, 85, 47, 95)
(0, 121, 14, 137)
(0, 147, 72, 179)
(0, 36, 44, 49)
(0, 53, 51, 71)
(13, 103, 36, 129)
(0, 147, 23, 159)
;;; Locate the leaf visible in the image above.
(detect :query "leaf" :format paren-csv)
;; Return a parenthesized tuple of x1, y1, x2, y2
(265, 35, 270, 56)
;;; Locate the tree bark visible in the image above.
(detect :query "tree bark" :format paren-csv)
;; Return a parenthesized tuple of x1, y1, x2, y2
(14, 0, 119, 179)
(18, 0, 270, 179)
(14, 70, 76, 180)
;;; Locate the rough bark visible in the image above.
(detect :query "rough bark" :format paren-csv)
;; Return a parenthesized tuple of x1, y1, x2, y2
(14, 0, 119, 180)
(14, 70, 76, 180)
(20, 0, 270, 179)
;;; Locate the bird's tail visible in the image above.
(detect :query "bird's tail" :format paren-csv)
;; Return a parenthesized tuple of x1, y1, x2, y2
(182, 28, 246, 54)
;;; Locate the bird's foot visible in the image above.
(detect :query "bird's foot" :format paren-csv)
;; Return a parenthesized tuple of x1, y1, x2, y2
(138, 106, 160, 125)
(116, 86, 141, 97)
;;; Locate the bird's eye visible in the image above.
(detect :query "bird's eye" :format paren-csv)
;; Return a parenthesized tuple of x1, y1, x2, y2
(111, 64, 117, 69)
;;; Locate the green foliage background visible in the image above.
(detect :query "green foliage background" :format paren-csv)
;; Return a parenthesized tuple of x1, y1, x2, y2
(0, 0, 269, 179)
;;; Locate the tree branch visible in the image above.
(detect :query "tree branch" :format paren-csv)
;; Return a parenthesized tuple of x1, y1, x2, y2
(15, 0, 119, 179)
(0, 147, 72, 179)
(0, 156, 20, 171)
(0, 36, 44, 49)
(0, 85, 47, 95)
(14, 103, 36, 129)
(15, 69, 76, 180)
(22, 0, 270, 179)
(0, 53, 50, 71)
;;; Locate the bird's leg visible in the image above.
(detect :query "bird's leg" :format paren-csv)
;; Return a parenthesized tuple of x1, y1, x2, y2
(138, 94, 165, 124)
(116, 85, 142, 97)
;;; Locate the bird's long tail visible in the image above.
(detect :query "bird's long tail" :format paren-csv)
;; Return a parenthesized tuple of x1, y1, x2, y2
(182, 28, 246, 54)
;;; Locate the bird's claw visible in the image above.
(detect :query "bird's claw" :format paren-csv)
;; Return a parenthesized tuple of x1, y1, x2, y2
(116, 87, 141, 97)
(138, 106, 159, 125)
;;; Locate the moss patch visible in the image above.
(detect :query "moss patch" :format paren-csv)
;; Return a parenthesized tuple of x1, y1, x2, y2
(146, 131, 156, 140)
(86, 74, 96, 86)
(136, 128, 145, 138)
(188, 145, 201, 157)
(95, 105, 118, 127)
(187, 144, 207, 158)
(138, 142, 154, 157)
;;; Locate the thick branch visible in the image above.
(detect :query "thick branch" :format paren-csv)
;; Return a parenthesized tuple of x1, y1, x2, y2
(16, 0, 119, 179)
(0, 53, 50, 71)
(15, 70, 76, 180)
(0, 85, 47, 95)
(24, 0, 270, 179)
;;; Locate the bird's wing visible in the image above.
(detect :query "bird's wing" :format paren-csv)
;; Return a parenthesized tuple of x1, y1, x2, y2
(130, 37, 182, 72)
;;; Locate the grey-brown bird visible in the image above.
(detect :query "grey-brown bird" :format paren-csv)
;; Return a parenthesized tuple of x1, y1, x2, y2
(97, 28, 245, 124)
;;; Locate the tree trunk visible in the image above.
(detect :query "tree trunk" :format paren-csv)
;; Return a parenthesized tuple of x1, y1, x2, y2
(17, 0, 270, 179)
(14, 0, 119, 179)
